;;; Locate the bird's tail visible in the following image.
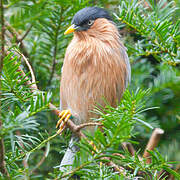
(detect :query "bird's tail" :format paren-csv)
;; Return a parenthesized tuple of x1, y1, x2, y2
(59, 135, 79, 172)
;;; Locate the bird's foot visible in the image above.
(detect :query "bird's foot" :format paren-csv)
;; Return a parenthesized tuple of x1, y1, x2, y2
(56, 110, 72, 134)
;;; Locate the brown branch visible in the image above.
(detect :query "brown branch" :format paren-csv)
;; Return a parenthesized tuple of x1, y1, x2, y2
(17, 65, 37, 91)
(175, 164, 180, 173)
(15, 49, 37, 88)
(143, 128, 164, 164)
(107, 160, 126, 175)
(121, 142, 143, 161)
(102, 156, 126, 175)
(0, 0, 10, 178)
(158, 164, 180, 180)
(0, 138, 10, 178)
(122, 142, 136, 156)
(59, 161, 92, 179)
(170, 164, 180, 180)
(4, 22, 36, 81)
(5, 21, 29, 58)
(158, 165, 174, 180)
(19, 24, 33, 42)
(112, 153, 125, 159)
(30, 142, 49, 174)
(75, 122, 102, 132)
(0, 1, 5, 62)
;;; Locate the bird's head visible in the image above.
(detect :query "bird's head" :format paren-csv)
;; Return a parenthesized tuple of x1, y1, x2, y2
(64, 7, 114, 37)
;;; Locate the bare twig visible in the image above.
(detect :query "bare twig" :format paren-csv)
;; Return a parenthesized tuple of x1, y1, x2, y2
(16, 62, 37, 91)
(15, 49, 37, 88)
(175, 164, 180, 173)
(121, 142, 143, 161)
(107, 160, 126, 174)
(11, 131, 61, 164)
(19, 24, 33, 42)
(0, 1, 5, 62)
(158, 165, 173, 180)
(0, 138, 10, 178)
(0, 0, 10, 178)
(5, 21, 29, 58)
(75, 122, 102, 132)
(170, 164, 180, 180)
(102, 156, 126, 175)
(158, 164, 180, 180)
(122, 142, 136, 156)
(143, 128, 164, 164)
(30, 142, 49, 174)
(5, 21, 36, 79)
(59, 160, 92, 179)
(112, 153, 125, 159)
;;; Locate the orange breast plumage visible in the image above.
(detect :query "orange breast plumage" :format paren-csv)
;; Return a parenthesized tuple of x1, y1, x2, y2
(60, 18, 131, 127)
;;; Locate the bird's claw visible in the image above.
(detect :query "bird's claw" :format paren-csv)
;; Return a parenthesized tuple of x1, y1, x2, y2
(56, 110, 72, 134)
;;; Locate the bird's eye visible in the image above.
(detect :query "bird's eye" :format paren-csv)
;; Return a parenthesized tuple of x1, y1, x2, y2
(87, 20, 94, 26)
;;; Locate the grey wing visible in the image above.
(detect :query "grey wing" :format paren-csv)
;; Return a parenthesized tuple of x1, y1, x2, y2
(121, 47, 131, 87)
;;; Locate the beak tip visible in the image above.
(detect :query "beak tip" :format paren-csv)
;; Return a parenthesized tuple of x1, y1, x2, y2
(64, 24, 75, 35)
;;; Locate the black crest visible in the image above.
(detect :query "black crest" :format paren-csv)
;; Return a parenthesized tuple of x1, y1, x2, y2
(72, 7, 113, 26)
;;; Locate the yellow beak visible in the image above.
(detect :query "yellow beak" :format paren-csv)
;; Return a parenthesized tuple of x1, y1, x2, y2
(64, 24, 76, 35)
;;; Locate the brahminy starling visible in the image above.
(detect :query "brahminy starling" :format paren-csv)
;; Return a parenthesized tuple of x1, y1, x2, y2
(57, 7, 131, 170)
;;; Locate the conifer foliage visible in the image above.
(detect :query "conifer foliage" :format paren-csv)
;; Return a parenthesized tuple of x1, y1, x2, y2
(0, 0, 179, 179)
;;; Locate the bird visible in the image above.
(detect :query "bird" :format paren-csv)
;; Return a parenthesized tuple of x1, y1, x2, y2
(57, 6, 131, 172)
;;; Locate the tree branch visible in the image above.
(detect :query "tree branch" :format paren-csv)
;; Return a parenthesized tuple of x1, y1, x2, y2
(30, 142, 49, 174)
(75, 122, 102, 132)
(0, 0, 10, 178)
(122, 142, 136, 156)
(5, 21, 30, 58)
(19, 24, 33, 42)
(15, 49, 37, 88)
(143, 128, 164, 164)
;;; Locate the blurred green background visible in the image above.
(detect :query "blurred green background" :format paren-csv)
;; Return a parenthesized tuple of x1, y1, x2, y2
(0, 0, 179, 179)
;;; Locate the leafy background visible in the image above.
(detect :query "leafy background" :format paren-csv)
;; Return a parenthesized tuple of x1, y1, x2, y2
(0, 0, 179, 179)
